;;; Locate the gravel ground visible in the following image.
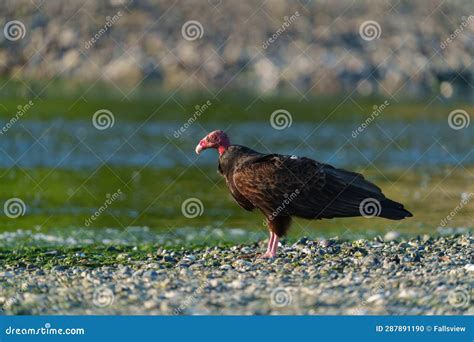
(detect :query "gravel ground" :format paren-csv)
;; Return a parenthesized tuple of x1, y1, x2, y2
(0, 235, 472, 315)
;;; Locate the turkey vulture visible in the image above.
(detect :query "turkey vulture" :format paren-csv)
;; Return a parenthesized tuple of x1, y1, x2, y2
(195, 130, 412, 258)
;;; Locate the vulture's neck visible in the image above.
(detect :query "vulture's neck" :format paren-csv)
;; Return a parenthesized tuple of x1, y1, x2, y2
(218, 145, 262, 175)
(218, 145, 227, 155)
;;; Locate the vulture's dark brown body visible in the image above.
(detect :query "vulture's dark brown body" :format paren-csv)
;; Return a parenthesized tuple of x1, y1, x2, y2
(218, 145, 412, 237)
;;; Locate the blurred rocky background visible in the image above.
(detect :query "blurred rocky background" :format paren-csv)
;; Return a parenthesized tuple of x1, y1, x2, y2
(0, 0, 472, 97)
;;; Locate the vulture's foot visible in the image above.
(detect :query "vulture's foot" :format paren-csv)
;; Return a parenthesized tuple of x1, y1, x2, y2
(258, 251, 276, 259)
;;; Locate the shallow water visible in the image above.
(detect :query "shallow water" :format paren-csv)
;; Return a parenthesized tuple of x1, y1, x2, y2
(0, 119, 473, 169)
(0, 112, 472, 245)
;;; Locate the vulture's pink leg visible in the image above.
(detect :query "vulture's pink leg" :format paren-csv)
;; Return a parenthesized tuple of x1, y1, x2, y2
(260, 232, 278, 258)
(266, 232, 275, 253)
(269, 234, 279, 256)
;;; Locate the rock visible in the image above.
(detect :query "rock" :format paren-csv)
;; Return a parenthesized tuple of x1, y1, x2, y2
(464, 264, 474, 272)
(144, 300, 158, 310)
(384, 231, 400, 241)
(183, 255, 196, 262)
(366, 294, 385, 304)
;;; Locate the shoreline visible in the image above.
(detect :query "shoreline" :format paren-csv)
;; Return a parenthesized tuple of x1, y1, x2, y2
(1, 234, 471, 315)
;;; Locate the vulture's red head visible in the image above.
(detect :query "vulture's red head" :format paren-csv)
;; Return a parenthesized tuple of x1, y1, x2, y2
(195, 130, 230, 155)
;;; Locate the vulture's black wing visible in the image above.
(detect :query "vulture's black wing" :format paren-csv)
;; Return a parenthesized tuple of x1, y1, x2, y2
(232, 154, 412, 220)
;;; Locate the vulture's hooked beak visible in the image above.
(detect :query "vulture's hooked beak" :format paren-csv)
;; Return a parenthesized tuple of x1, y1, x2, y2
(195, 143, 204, 155)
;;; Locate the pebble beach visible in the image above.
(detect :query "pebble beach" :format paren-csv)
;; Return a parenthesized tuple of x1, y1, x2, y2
(1, 234, 472, 315)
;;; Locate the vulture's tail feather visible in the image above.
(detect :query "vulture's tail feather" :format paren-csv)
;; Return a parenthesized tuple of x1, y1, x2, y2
(379, 198, 413, 220)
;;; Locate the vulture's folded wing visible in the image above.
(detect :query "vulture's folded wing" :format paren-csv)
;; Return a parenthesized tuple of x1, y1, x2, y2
(232, 154, 410, 219)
